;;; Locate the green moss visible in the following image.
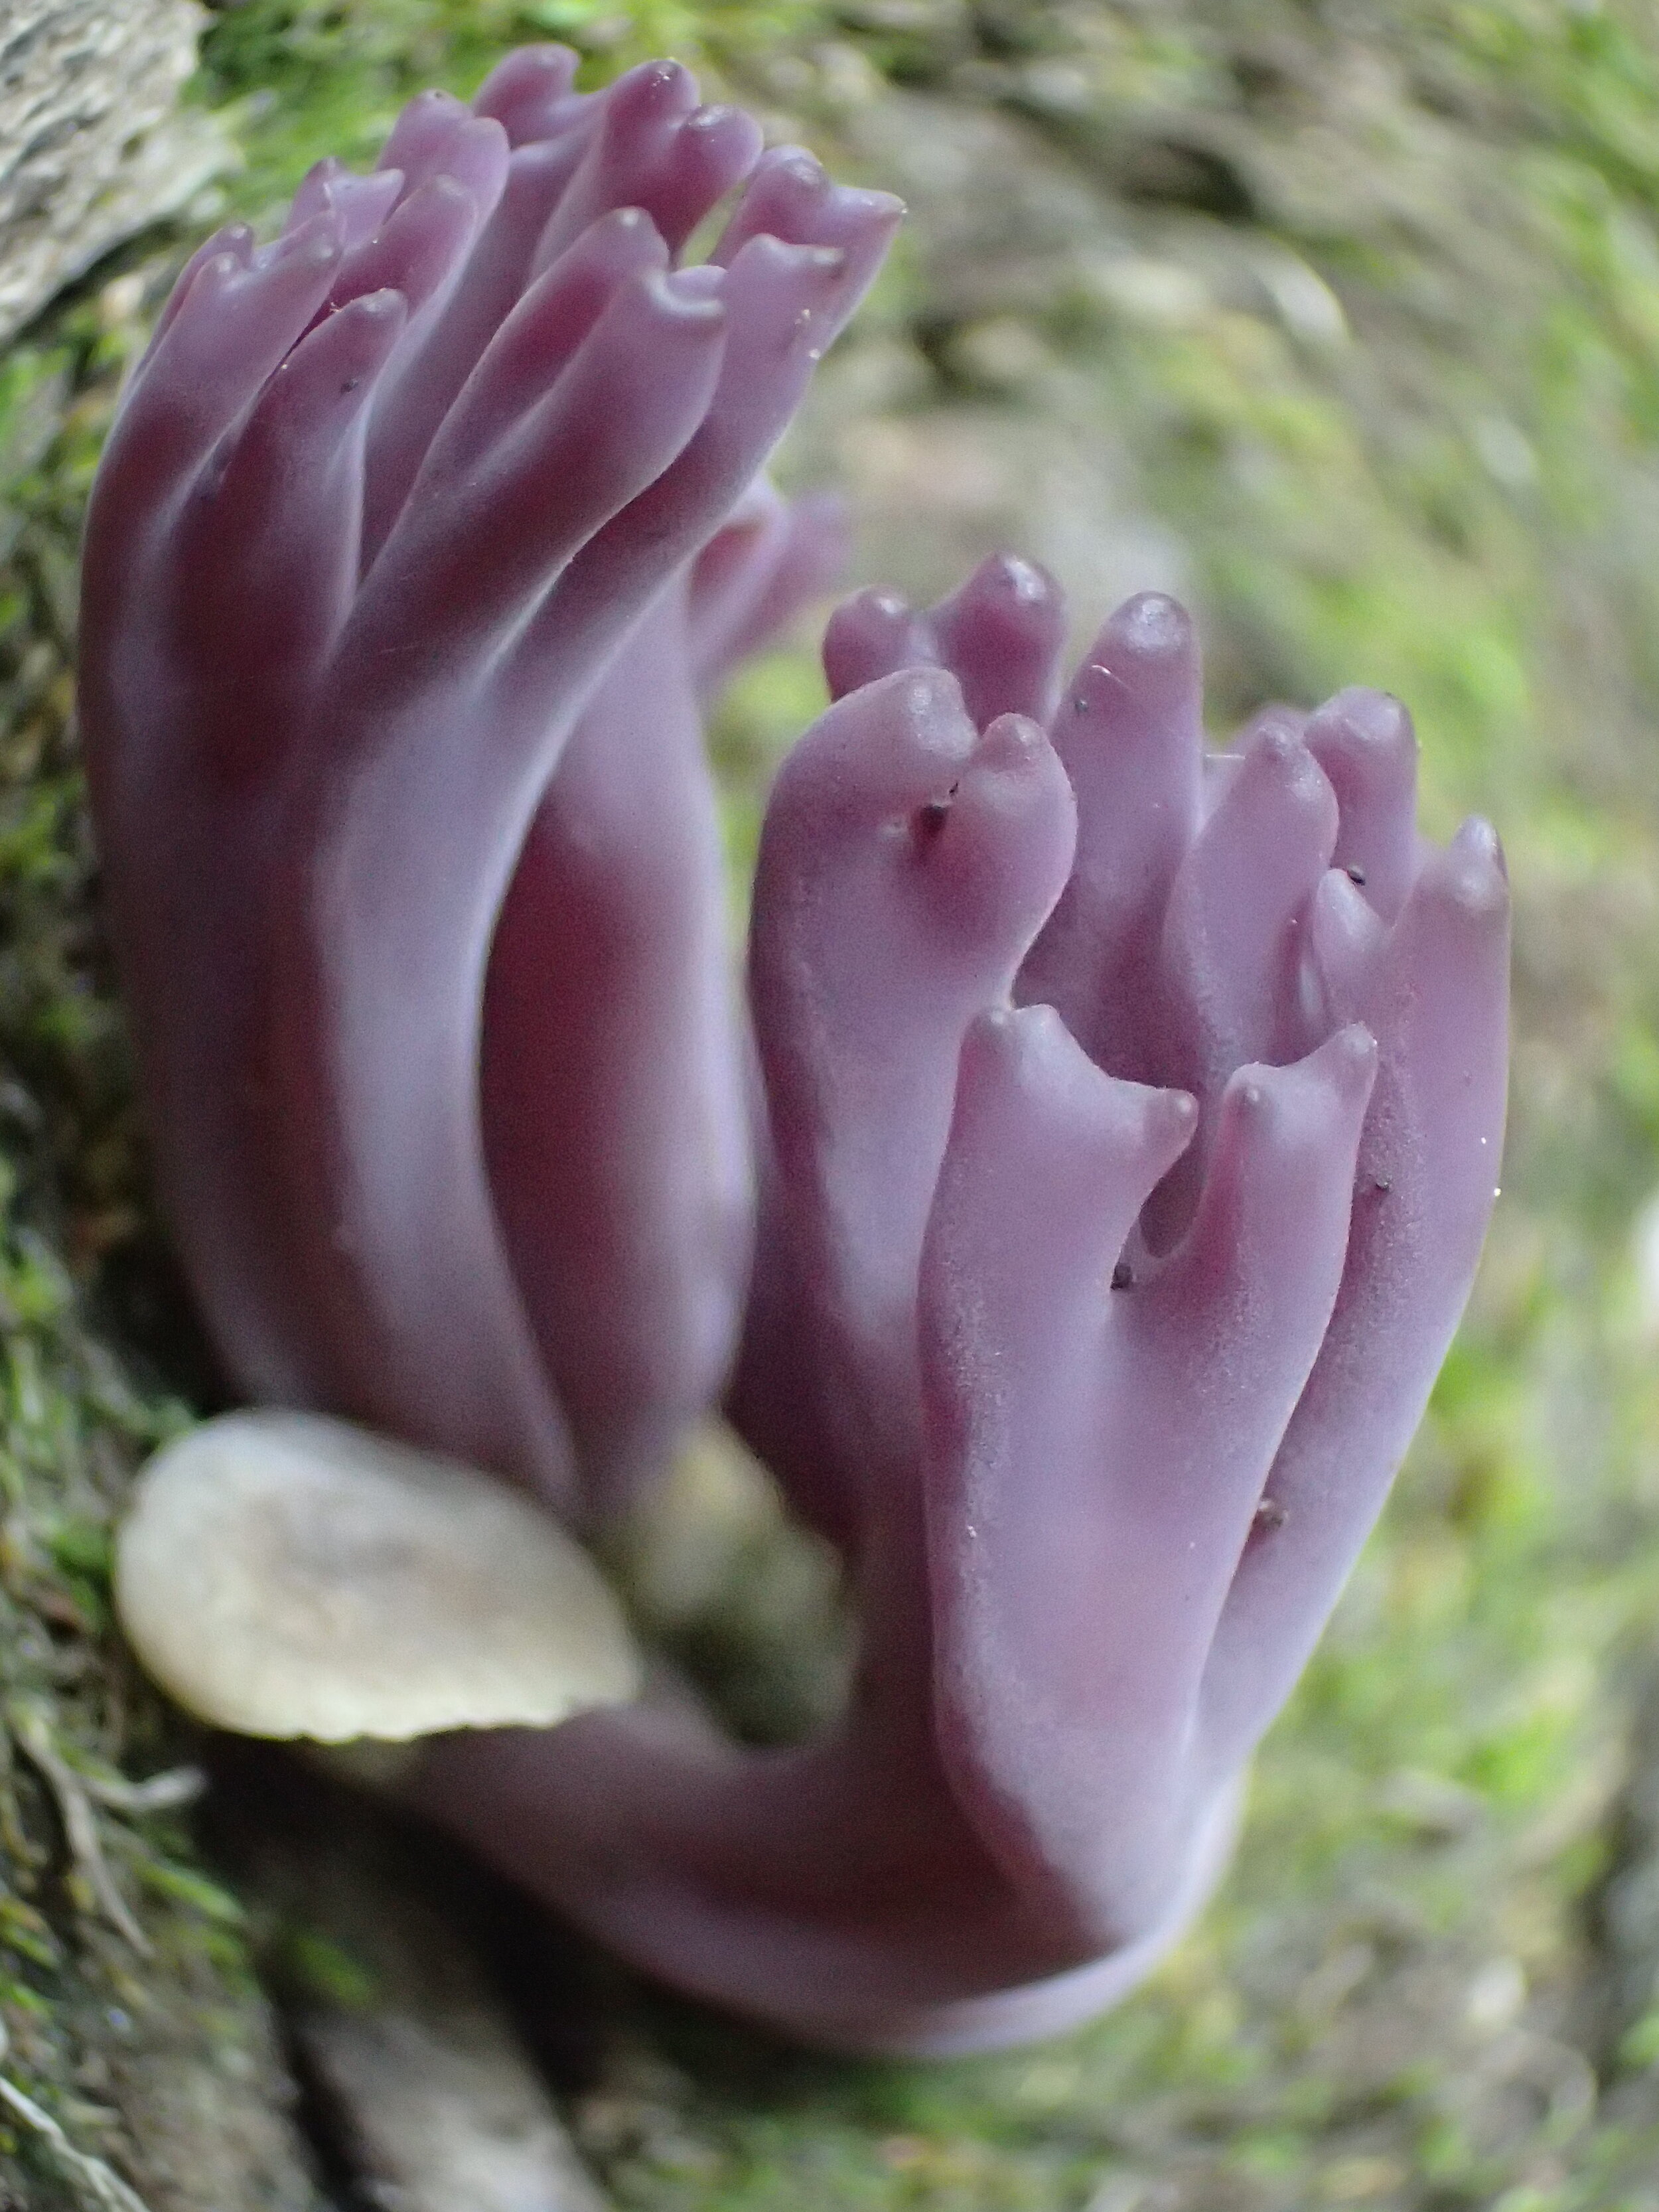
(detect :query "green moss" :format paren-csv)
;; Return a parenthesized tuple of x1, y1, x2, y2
(190, 0, 843, 217)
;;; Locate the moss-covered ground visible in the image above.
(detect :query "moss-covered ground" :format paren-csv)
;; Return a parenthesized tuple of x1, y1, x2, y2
(11, 1, 1659, 2204)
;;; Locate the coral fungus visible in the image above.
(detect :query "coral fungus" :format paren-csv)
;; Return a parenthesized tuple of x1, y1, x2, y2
(82, 46, 1509, 2052)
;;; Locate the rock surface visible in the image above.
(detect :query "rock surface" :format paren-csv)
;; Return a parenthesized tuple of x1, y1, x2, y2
(0, 0, 224, 345)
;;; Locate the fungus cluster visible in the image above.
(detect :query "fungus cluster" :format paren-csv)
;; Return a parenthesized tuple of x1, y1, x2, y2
(88, 47, 1510, 2053)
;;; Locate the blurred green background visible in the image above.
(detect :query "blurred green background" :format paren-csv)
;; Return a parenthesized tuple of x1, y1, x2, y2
(9, 2, 1659, 2206)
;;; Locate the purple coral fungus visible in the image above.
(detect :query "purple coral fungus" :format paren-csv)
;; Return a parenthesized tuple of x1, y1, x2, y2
(80, 48, 1509, 2053)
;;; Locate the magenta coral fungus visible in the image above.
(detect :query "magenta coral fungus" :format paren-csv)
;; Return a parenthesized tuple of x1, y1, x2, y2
(82, 47, 1508, 2053)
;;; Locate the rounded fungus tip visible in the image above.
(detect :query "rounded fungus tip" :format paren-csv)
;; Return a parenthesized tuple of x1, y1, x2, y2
(115, 1410, 643, 1742)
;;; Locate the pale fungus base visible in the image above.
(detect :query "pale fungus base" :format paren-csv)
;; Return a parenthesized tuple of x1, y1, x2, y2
(114, 1410, 643, 1743)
